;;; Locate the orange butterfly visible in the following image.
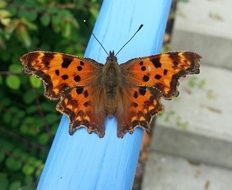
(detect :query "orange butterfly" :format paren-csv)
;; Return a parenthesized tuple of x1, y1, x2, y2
(20, 50, 201, 137)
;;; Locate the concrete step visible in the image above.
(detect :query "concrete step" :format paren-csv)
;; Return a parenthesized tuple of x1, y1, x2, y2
(151, 64, 232, 168)
(142, 152, 232, 190)
(171, 0, 232, 69)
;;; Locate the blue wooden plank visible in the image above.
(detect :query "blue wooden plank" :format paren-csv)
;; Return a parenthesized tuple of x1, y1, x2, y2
(37, 0, 171, 189)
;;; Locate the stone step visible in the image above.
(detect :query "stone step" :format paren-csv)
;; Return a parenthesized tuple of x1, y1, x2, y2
(151, 64, 232, 168)
(142, 152, 232, 190)
(171, 0, 232, 69)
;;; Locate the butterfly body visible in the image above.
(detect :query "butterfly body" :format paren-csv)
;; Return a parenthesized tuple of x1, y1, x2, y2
(102, 51, 121, 105)
(21, 51, 201, 137)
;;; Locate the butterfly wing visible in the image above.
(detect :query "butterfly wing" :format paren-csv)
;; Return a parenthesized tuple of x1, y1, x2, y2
(121, 52, 201, 98)
(116, 87, 163, 137)
(57, 86, 106, 137)
(21, 51, 105, 136)
(21, 51, 103, 99)
(118, 52, 201, 136)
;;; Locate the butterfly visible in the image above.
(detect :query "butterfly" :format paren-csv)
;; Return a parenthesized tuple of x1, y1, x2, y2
(20, 50, 201, 138)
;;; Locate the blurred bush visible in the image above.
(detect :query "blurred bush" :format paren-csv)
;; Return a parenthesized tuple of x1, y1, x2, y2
(0, 0, 100, 189)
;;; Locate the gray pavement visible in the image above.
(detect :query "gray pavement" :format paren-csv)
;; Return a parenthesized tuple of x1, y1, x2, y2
(142, 0, 232, 189)
(142, 152, 232, 190)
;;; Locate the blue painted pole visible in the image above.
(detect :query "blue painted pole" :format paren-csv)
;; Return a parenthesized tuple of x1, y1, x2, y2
(37, 0, 171, 189)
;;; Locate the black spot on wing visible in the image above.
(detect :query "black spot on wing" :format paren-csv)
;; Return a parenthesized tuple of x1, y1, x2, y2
(77, 66, 82, 71)
(62, 55, 73, 68)
(83, 101, 91, 107)
(131, 102, 138, 108)
(133, 91, 138, 99)
(61, 74, 68, 80)
(141, 66, 146, 71)
(55, 69, 60, 76)
(42, 53, 54, 68)
(163, 69, 168, 75)
(143, 75, 150, 82)
(74, 75, 81, 82)
(168, 52, 180, 66)
(155, 74, 162, 80)
(76, 87, 84, 94)
(83, 90, 89, 98)
(151, 57, 161, 68)
(139, 87, 146, 96)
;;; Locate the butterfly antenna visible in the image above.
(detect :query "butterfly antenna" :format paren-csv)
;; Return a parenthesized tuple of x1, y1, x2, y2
(91, 33, 109, 56)
(116, 24, 143, 56)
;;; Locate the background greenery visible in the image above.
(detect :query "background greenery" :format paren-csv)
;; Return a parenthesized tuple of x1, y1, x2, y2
(0, 0, 100, 189)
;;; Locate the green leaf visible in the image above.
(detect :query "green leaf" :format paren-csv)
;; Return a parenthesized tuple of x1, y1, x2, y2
(3, 111, 12, 124)
(41, 102, 56, 112)
(21, 117, 41, 135)
(63, 22, 71, 38)
(0, 10, 11, 18)
(16, 25, 31, 48)
(188, 76, 198, 88)
(0, 173, 9, 190)
(6, 75, 21, 90)
(26, 105, 37, 114)
(18, 10, 37, 22)
(0, 97, 10, 108)
(90, 6, 99, 19)
(38, 133, 49, 145)
(51, 14, 61, 33)
(11, 117, 20, 127)
(46, 113, 59, 124)
(30, 76, 42, 88)
(35, 162, 44, 177)
(0, 0, 7, 8)
(5, 157, 22, 171)
(22, 163, 35, 176)
(16, 110, 26, 119)
(40, 14, 50, 26)
(24, 175, 33, 186)
(0, 141, 14, 152)
(23, 90, 36, 104)
(21, 18, 37, 30)
(0, 151, 5, 163)
(0, 18, 11, 26)
(4, 19, 18, 39)
(9, 64, 21, 73)
(198, 79, 206, 88)
(9, 181, 21, 190)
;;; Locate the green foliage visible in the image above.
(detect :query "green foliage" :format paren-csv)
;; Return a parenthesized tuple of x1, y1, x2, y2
(0, 0, 100, 189)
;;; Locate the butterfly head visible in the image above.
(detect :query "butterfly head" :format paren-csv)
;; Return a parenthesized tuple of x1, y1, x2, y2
(107, 51, 117, 62)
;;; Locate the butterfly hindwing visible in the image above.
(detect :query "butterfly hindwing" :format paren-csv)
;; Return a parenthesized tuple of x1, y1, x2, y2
(56, 86, 106, 137)
(116, 86, 163, 137)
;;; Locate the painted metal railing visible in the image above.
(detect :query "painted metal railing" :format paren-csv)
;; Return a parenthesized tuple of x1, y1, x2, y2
(37, 0, 171, 189)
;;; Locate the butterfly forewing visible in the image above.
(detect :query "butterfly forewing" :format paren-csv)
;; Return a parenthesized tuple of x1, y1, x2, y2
(21, 51, 103, 99)
(120, 52, 201, 99)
